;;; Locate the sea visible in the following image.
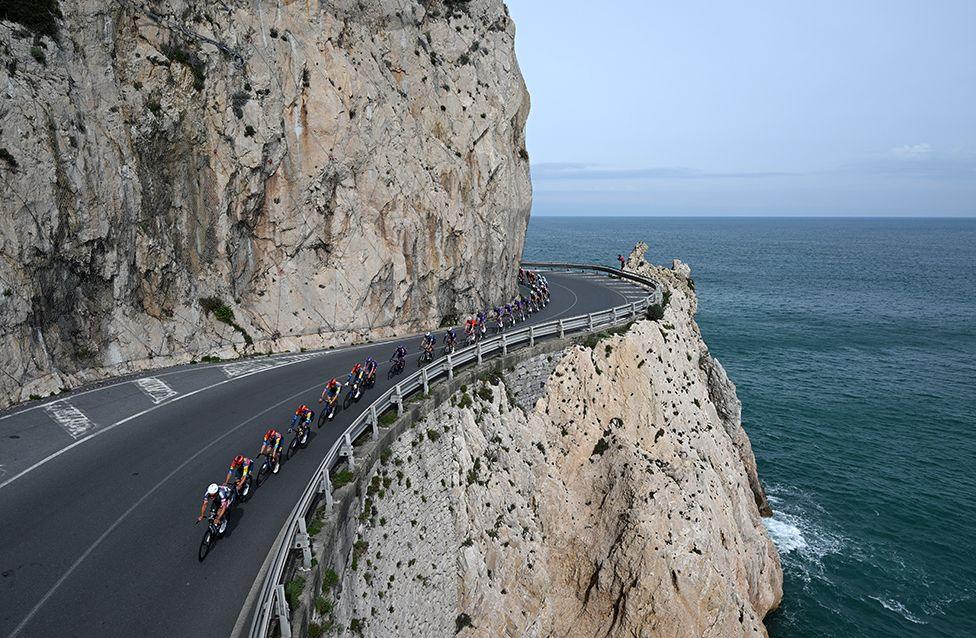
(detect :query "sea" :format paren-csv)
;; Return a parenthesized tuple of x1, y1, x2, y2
(523, 217, 976, 638)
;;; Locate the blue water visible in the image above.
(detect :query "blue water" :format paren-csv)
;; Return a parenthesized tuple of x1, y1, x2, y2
(523, 217, 976, 638)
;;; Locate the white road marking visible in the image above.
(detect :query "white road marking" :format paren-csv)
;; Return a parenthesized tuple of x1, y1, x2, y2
(134, 377, 178, 404)
(5, 377, 327, 638)
(221, 353, 320, 378)
(43, 403, 94, 439)
(0, 353, 326, 492)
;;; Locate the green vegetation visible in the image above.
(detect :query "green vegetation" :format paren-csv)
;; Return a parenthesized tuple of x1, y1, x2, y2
(1, 1, 62, 39)
(284, 575, 306, 610)
(583, 322, 634, 350)
(161, 43, 205, 91)
(378, 409, 397, 426)
(457, 392, 472, 409)
(321, 569, 339, 592)
(199, 297, 253, 346)
(426, 428, 440, 441)
(351, 539, 369, 570)
(30, 45, 46, 65)
(0, 148, 18, 170)
(308, 621, 323, 638)
(646, 289, 671, 321)
(455, 612, 474, 633)
(592, 436, 610, 457)
(476, 386, 493, 402)
(314, 595, 332, 616)
(332, 469, 354, 489)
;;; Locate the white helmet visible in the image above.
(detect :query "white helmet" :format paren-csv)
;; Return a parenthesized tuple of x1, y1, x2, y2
(207, 483, 219, 496)
(425, 332, 431, 338)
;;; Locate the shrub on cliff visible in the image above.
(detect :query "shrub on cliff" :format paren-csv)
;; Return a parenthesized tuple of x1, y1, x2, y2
(1, 0, 62, 39)
(199, 297, 253, 346)
(646, 289, 672, 321)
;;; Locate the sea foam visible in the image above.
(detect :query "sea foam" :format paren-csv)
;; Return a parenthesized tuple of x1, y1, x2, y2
(868, 596, 926, 625)
(764, 516, 807, 553)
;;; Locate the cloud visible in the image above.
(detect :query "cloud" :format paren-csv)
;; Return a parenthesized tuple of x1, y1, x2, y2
(891, 143, 934, 160)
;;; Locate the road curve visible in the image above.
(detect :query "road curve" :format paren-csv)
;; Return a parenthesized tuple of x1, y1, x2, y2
(0, 271, 649, 638)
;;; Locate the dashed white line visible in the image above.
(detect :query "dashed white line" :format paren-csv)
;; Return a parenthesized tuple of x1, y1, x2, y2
(134, 377, 178, 404)
(43, 403, 95, 439)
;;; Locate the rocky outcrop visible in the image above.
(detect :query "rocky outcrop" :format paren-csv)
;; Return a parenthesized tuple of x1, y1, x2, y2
(319, 246, 782, 637)
(0, 0, 530, 406)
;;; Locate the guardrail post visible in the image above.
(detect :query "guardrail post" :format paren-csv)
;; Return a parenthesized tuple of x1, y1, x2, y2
(320, 470, 334, 512)
(446, 354, 454, 380)
(476, 341, 483, 364)
(295, 517, 312, 569)
(611, 307, 617, 323)
(558, 319, 565, 338)
(630, 301, 637, 317)
(344, 431, 355, 470)
(529, 326, 535, 346)
(588, 313, 594, 330)
(395, 384, 404, 415)
(501, 333, 508, 354)
(276, 584, 293, 638)
(421, 368, 429, 395)
(370, 405, 379, 439)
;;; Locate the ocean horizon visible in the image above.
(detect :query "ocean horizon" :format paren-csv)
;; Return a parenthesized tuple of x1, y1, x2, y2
(525, 216, 976, 637)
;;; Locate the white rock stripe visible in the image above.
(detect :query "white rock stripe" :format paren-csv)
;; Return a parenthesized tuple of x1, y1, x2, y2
(43, 403, 95, 439)
(134, 377, 178, 404)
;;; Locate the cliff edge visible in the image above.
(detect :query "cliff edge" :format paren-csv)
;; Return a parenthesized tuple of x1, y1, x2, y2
(0, 0, 530, 407)
(317, 244, 782, 637)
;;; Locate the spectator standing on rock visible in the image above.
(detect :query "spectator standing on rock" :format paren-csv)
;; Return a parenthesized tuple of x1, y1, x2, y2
(617, 254, 626, 269)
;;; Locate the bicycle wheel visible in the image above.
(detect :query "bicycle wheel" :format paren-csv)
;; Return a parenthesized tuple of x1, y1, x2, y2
(287, 436, 300, 460)
(198, 529, 213, 562)
(256, 459, 270, 487)
(299, 427, 310, 449)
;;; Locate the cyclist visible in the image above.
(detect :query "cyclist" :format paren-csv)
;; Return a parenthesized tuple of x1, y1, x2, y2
(347, 362, 365, 387)
(464, 318, 475, 343)
(224, 454, 252, 495)
(444, 327, 457, 352)
(390, 344, 407, 366)
(318, 377, 342, 404)
(292, 404, 314, 429)
(421, 332, 436, 358)
(197, 482, 234, 528)
(258, 427, 283, 466)
(364, 356, 378, 383)
(477, 314, 485, 337)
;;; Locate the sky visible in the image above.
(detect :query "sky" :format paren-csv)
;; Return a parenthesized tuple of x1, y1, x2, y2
(505, 0, 976, 216)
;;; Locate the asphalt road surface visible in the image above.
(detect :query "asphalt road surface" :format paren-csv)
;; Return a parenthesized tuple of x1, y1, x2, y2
(0, 270, 650, 638)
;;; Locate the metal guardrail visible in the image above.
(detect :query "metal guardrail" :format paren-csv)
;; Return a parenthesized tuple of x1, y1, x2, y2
(248, 263, 662, 638)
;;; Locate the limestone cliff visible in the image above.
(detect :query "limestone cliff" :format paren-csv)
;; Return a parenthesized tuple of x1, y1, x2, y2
(0, 0, 530, 406)
(318, 250, 782, 637)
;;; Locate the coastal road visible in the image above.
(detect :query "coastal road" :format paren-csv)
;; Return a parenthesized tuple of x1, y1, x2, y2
(0, 270, 650, 638)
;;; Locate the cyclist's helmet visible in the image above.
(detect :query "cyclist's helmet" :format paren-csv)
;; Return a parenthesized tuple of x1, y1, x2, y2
(366, 356, 375, 365)
(207, 483, 219, 496)
(265, 428, 277, 439)
(233, 454, 245, 466)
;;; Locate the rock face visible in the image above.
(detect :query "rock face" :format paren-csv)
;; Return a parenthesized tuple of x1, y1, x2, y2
(0, 0, 530, 406)
(324, 248, 782, 637)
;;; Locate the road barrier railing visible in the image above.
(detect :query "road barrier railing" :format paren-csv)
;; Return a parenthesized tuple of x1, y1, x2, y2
(248, 263, 662, 638)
